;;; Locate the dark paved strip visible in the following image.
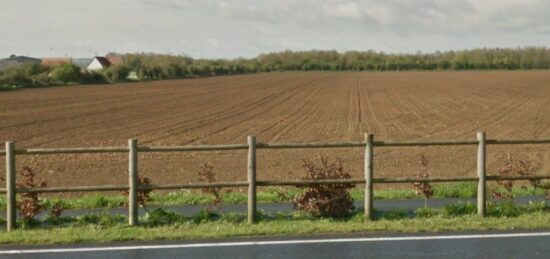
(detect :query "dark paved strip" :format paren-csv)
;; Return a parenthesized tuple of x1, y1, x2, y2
(42, 196, 550, 218)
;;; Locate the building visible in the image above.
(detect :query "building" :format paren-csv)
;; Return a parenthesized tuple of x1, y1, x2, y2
(41, 58, 72, 68)
(0, 55, 41, 72)
(87, 57, 111, 71)
(106, 54, 124, 66)
(73, 58, 93, 70)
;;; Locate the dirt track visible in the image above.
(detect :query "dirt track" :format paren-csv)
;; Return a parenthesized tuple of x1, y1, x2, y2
(1, 71, 550, 191)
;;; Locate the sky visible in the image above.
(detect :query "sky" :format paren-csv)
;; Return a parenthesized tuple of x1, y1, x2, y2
(1, 0, 550, 59)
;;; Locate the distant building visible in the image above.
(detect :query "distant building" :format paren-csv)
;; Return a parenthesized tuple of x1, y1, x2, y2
(41, 58, 72, 68)
(106, 54, 124, 66)
(87, 57, 111, 71)
(73, 58, 93, 70)
(0, 55, 41, 72)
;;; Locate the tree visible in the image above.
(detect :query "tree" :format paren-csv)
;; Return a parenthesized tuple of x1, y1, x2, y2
(50, 64, 81, 83)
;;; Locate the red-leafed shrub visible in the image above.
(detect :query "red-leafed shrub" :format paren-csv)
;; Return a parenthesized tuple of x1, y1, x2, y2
(293, 156, 355, 218)
(17, 166, 47, 225)
(411, 154, 434, 208)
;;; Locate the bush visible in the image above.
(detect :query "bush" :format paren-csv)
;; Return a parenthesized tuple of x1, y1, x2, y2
(293, 156, 355, 218)
(103, 64, 130, 81)
(50, 64, 81, 83)
(121, 176, 153, 213)
(17, 167, 47, 227)
(29, 72, 51, 86)
(197, 163, 222, 210)
(23, 63, 48, 77)
(0, 67, 31, 87)
(81, 70, 108, 84)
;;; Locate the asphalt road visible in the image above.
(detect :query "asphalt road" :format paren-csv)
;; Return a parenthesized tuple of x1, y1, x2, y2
(1, 230, 549, 259)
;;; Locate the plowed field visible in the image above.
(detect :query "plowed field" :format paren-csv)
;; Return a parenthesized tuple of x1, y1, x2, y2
(1, 71, 550, 191)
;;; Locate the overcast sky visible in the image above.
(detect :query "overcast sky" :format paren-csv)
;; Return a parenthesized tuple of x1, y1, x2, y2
(1, 0, 549, 59)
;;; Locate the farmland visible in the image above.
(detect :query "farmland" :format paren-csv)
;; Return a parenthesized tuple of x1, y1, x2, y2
(1, 71, 550, 190)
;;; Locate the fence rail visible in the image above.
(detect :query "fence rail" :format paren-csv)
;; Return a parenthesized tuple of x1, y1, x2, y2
(2, 132, 550, 230)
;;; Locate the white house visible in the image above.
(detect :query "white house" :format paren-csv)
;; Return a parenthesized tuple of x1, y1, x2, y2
(87, 57, 111, 71)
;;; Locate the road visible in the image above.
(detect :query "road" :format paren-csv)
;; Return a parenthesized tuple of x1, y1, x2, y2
(1, 230, 549, 258)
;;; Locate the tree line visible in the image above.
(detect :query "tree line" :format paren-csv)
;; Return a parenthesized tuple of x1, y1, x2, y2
(1, 47, 550, 89)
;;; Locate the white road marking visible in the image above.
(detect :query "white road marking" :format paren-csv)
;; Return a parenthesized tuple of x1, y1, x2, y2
(2, 232, 550, 254)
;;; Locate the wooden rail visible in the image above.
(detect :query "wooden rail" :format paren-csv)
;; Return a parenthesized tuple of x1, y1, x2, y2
(2, 132, 550, 231)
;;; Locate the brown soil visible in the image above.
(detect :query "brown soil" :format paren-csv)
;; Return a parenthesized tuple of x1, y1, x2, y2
(1, 71, 550, 192)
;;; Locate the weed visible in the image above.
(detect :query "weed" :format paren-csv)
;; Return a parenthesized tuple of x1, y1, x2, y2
(143, 208, 185, 226)
(415, 207, 440, 218)
(193, 208, 220, 224)
(443, 202, 476, 216)
(380, 209, 410, 220)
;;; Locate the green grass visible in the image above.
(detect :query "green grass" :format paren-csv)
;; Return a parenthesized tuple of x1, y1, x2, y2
(0, 202, 548, 245)
(0, 183, 546, 211)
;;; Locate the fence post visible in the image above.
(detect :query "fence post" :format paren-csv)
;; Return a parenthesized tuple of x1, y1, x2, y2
(128, 139, 138, 226)
(364, 134, 374, 220)
(477, 131, 486, 217)
(5, 142, 16, 231)
(247, 135, 257, 224)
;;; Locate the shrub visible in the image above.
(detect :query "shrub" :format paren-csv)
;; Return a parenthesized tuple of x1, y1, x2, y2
(50, 64, 81, 83)
(411, 154, 433, 208)
(121, 176, 153, 213)
(491, 154, 532, 200)
(17, 166, 47, 227)
(81, 70, 108, 84)
(197, 163, 222, 210)
(0, 67, 31, 87)
(23, 63, 48, 77)
(103, 64, 130, 81)
(293, 155, 355, 218)
(29, 72, 51, 86)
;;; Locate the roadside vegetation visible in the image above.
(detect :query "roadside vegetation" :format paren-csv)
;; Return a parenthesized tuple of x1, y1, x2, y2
(0, 202, 548, 244)
(2, 47, 550, 90)
(0, 155, 548, 244)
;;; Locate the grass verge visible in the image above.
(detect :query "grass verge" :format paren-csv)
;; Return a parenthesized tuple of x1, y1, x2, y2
(0, 201, 548, 245)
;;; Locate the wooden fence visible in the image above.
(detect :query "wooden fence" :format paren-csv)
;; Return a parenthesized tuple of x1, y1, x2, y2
(2, 131, 550, 231)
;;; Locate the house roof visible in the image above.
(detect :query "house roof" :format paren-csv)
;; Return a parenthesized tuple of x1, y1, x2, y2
(93, 57, 111, 67)
(6, 55, 41, 63)
(106, 55, 124, 65)
(41, 58, 72, 67)
(0, 55, 41, 71)
(73, 58, 93, 69)
(0, 60, 19, 72)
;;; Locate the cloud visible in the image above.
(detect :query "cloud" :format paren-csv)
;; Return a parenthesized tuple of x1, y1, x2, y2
(323, 1, 365, 20)
(0, 0, 549, 58)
